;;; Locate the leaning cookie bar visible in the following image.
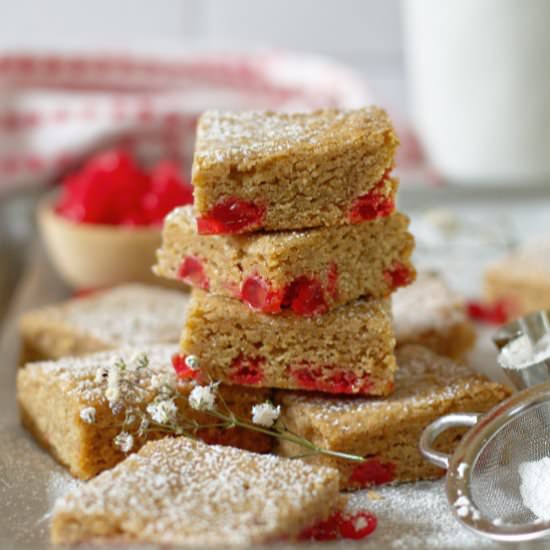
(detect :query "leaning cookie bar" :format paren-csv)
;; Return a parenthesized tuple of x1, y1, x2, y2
(192, 108, 399, 234)
(51, 437, 340, 546)
(155, 206, 415, 315)
(17, 345, 271, 479)
(181, 290, 396, 396)
(393, 271, 476, 359)
(19, 284, 189, 363)
(275, 345, 511, 491)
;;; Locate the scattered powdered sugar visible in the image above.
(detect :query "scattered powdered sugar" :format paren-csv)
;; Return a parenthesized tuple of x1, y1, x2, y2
(346, 481, 490, 548)
(0, 425, 80, 544)
(519, 457, 550, 521)
(26, 284, 189, 347)
(195, 108, 385, 165)
(498, 333, 550, 370)
(53, 437, 339, 545)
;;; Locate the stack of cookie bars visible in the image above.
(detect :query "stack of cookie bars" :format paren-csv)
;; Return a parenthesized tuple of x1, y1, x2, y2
(154, 108, 510, 491)
(155, 108, 415, 397)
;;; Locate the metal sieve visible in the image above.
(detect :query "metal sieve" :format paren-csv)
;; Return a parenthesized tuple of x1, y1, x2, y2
(420, 383, 550, 542)
(493, 309, 550, 390)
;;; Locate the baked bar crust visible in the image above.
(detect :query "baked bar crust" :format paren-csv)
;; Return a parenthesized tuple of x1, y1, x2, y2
(275, 345, 511, 491)
(18, 284, 189, 363)
(484, 239, 550, 319)
(155, 205, 415, 315)
(393, 271, 476, 360)
(17, 345, 271, 479)
(192, 108, 399, 233)
(51, 437, 340, 546)
(181, 290, 396, 396)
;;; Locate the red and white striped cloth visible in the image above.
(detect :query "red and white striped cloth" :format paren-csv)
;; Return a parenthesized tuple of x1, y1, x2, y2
(0, 49, 424, 193)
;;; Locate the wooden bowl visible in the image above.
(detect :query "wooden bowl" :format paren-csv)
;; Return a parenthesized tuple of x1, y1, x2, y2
(38, 197, 162, 289)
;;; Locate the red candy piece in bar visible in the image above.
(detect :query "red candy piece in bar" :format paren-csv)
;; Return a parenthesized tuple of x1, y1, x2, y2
(229, 354, 265, 385)
(178, 256, 209, 291)
(240, 276, 284, 314)
(349, 458, 396, 487)
(284, 276, 328, 316)
(171, 354, 200, 381)
(196, 197, 266, 235)
(384, 262, 414, 290)
(348, 171, 395, 223)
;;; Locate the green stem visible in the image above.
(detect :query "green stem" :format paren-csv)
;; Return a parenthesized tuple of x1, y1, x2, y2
(207, 409, 364, 463)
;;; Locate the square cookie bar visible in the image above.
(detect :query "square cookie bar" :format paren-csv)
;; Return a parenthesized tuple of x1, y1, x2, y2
(393, 271, 476, 360)
(181, 290, 396, 396)
(19, 284, 188, 363)
(51, 437, 340, 546)
(484, 239, 550, 320)
(155, 206, 415, 315)
(192, 108, 399, 234)
(17, 345, 271, 479)
(275, 345, 511, 491)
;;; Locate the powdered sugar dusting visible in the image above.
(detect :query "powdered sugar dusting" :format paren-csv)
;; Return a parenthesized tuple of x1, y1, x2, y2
(346, 481, 490, 548)
(21, 345, 178, 404)
(53, 437, 339, 545)
(194, 107, 390, 165)
(23, 284, 189, 347)
(393, 272, 469, 339)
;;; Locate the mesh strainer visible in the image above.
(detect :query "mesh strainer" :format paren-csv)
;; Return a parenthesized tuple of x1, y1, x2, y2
(420, 382, 550, 542)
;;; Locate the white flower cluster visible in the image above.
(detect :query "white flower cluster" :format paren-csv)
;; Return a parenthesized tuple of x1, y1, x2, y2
(188, 384, 218, 412)
(251, 402, 280, 428)
(114, 431, 134, 453)
(146, 399, 178, 425)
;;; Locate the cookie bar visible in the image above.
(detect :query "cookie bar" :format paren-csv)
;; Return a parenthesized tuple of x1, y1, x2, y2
(17, 345, 271, 479)
(393, 271, 476, 359)
(275, 345, 511, 491)
(155, 205, 415, 315)
(192, 108, 399, 234)
(484, 239, 550, 320)
(19, 284, 189, 363)
(51, 437, 340, 546)
(181, 290, 396, 396)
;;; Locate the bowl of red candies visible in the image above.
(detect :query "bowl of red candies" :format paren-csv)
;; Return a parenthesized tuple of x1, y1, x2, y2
(39, 149, 193, 289)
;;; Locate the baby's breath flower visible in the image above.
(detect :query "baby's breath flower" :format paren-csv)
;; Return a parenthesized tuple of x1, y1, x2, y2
(146, 399, 178, 425)
(251, 402, 280, 428)
(79, 406, 96, 424)
(188, 384, 217, 412)
(114, 431, 134, 453)
(151, 372, 176, 391)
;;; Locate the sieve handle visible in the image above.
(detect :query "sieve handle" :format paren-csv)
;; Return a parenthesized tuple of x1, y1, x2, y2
(419, 412, 481, 470)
